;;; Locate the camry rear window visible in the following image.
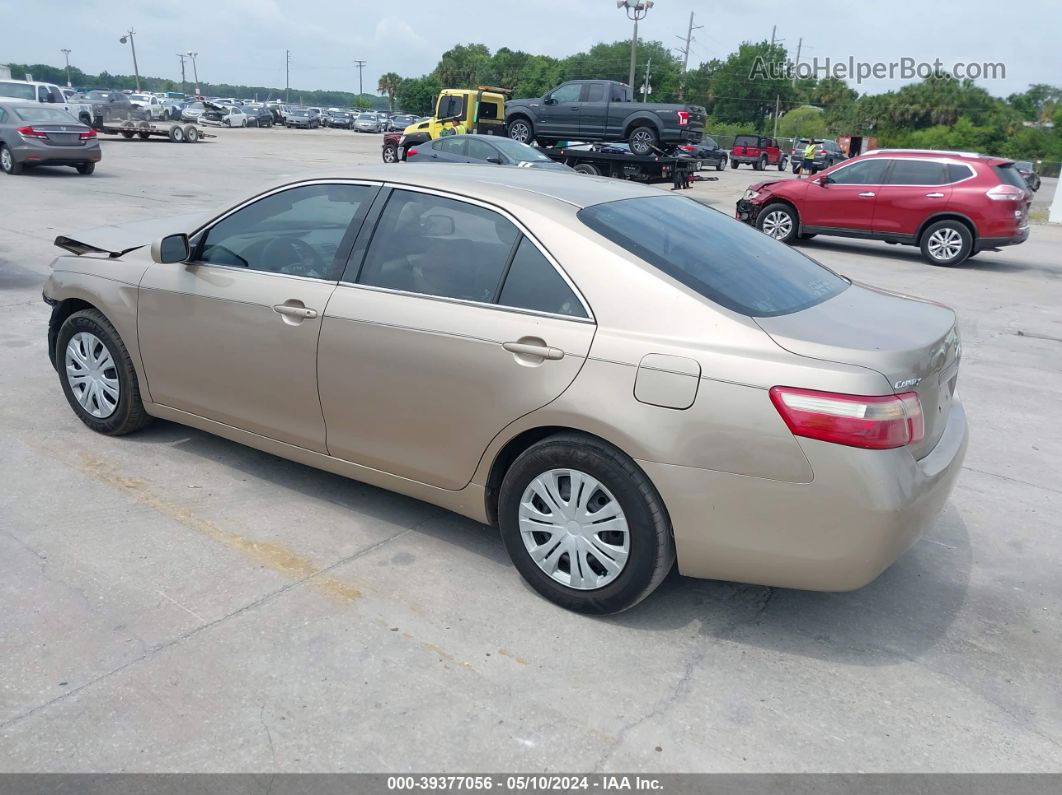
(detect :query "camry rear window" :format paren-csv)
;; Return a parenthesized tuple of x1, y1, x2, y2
(578, 196, 847, 317)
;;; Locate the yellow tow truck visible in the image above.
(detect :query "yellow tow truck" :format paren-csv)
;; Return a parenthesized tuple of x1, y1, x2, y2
(381, 86, 508, 163)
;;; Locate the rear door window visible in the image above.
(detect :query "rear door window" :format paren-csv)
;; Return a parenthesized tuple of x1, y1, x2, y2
(585, 83, 606, 102)
(578, 196, 847, 317)
(887, 159, 948, 185)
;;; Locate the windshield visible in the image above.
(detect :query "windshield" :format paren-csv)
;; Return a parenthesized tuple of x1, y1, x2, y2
(292, 110, 309, 117)
(358, 113, 374, 120)
(578, 196, 848, 317)
(130, 94, 150, 102)
(489, 138, 551, 162)
(86, 91, 117, 101)
(14, 106, 78, 123)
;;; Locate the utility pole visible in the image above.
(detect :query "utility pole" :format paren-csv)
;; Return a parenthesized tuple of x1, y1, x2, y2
(770, 25, 776, 48)
(674, 11, 702, 100)
(772, 95, 781, 138)
(285, 50, 291, 103)
(120, 29, 141, 91)
(792, 37, 802, 86)
(641, 57, 652, 102)
(176, 54, 187, 95)
(60, 49, 72, 87)
(186, 52, 200, 97)
(353, 59, 367, 99)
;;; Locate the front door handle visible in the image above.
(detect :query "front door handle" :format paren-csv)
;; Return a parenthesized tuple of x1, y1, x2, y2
(925, 192, 945, 198)
(503, 341, 563, 361)
(858, 191, 876, 197)
(273, 303, 318, 319)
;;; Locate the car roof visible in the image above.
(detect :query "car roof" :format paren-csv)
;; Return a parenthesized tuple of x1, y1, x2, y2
(860, 149, 1013, 165)
(295, 163, 663, 211)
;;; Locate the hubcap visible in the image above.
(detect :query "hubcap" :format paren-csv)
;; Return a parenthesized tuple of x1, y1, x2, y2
(1, 148, 11, 170)
(761, 210, 793, 239)
(65, 332, 119, 418)
(519, 469, 629, 590)
(383, 148, 396, 162)
(928, 228, 963, 261)
(510, 122, 530, 142)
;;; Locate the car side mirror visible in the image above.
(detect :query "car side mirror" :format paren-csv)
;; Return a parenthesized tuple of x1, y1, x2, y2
(151, 233, 190, 264)
(485, 157, 503, 164)
(544, 97, 557, 105)
(814, 175, 831, 186)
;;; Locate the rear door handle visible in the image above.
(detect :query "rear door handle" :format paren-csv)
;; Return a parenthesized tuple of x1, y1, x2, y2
(273, 304, 318, 319)
(503, 341, 563, 360)
(858, 191, 876, 197)
(925, 192, 945, 198)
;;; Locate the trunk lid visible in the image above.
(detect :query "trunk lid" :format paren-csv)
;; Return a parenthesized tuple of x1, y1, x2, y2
(756, 284, 960, 459)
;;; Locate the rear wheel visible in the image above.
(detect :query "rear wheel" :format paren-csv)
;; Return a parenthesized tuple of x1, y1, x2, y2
(756, 156, 767, 171)
(168, 124, 186, 143)
(756, 202, 798, 244)
(138, 131, 151, 140)
(777, 157, 787, 171)
(0, 145, 22, 175)
(920, 220, 973, 267)
(184, 126, 199, 143)
(498, 434, 674, 614)
(120, 129, 135, 139)
(628, 125, 659, 156)
(381, 143, 398, 163)
(731, 159, 740, 169)
(56, 309, 152, 436)
(508, 118, 533, 144)
(76, 162, 95, 175)
(572, 162, 600, 176)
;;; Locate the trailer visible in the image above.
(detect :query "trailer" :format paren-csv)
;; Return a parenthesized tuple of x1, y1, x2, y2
(96, 119, 214, 144)
(540, 144, 698, 188)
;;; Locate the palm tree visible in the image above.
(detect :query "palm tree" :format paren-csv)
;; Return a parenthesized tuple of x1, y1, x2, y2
(378, 72, 402, 112)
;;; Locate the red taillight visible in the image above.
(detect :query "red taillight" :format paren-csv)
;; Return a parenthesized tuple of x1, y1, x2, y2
(769, 386, 924, 450)
(818, 149, 827, 155)
(407, 147, 418, 156)
(16, 126, 47, 139)
(79, 129, 97, 140)
(680, 145, 696, 152)
(986, 184, 1024, 201)
(676, 110, 689, 126)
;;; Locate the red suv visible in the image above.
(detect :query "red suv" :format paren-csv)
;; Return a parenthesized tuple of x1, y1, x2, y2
(735, 150, 1032, 266)
(730, 135, 787, 171)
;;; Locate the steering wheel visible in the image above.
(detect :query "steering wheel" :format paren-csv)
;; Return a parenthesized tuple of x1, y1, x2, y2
(262, 237, 326, 279)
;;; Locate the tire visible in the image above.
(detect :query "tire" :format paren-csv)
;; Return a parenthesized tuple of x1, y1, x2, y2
(756, 156, 767, 171)
(731, 159, 740, 169)
(381, 144, 398, 164)
(628, 125, 659, 156)
(56, 309, 152, 436)
(168, 125, 186, 143)
(76, 161, 95, 175)
(184, 126, 199, 143)
(498, 433, 674, 614)
(777, 158, 786, 171)
(1, 144, 22, 175)
(920, 220, 973, 267)
(715, 159, 724, 171)
(572, 162, 600, 176)
(755, 202, 798, 244)
(508, 117, 533, 144)
(138, 131, 151, 140)
(120, 130, 135, 139)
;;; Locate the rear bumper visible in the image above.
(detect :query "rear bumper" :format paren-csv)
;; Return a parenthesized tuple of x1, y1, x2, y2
(12, 140, 101, 165)
(641, 399, 968, 591)
(979, 226, 1030, 250)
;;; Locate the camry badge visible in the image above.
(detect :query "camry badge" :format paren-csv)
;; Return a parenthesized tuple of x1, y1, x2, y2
(894, 377, 922, 389)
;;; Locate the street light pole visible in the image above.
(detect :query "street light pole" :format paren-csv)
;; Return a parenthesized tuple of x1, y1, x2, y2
(119, 29, 141, 91)
(60, 49, 72, 87)
(354, 59, 367, 100)
(187, 52, 200, 97)
(617, 0, 654, 90)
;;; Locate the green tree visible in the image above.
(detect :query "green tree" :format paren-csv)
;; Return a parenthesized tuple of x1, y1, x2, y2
(433, 43, 493, 88)
(778, 106, 827, 139)
(701, 41, 795, 127)
(395, 75, 441, 116)
(377, 72, 402, 111)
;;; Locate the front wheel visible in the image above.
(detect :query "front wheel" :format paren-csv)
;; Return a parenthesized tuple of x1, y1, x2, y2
(715, 159, 724, 171)
(381, 143, 398, 163)
(920, 220, 973, 267)
(508, 118, 533, 143)
(498, 434, 674, 614)
(628, 125, 659, 156)
(756, 202, 799, 244)
(56, 309, 152, 436)
(755, 156, 767, 171)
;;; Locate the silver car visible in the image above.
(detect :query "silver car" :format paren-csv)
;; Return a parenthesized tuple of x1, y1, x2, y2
(354, 112, 381, 133)
(0, 101, 101, 175)
(41, 165, 967, 613)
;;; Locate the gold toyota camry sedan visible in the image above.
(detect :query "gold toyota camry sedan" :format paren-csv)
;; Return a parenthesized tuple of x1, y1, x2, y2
(43, 164, 968, 613)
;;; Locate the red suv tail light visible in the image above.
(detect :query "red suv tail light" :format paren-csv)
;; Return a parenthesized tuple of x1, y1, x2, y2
(986, 184, 1025, 201)
(16, 126, 48, 139)
(676, 110, 689, 126)
(770, 387, 925, 450)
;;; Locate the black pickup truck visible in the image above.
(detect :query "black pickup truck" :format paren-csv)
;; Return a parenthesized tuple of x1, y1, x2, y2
(505, 80, 705, 155)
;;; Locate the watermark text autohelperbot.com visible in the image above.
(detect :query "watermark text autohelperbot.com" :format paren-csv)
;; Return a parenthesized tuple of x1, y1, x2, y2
(750, 56, 1006, 83)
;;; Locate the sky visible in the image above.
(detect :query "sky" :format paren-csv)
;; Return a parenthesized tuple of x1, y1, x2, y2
(1, 0, 1060, 98)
